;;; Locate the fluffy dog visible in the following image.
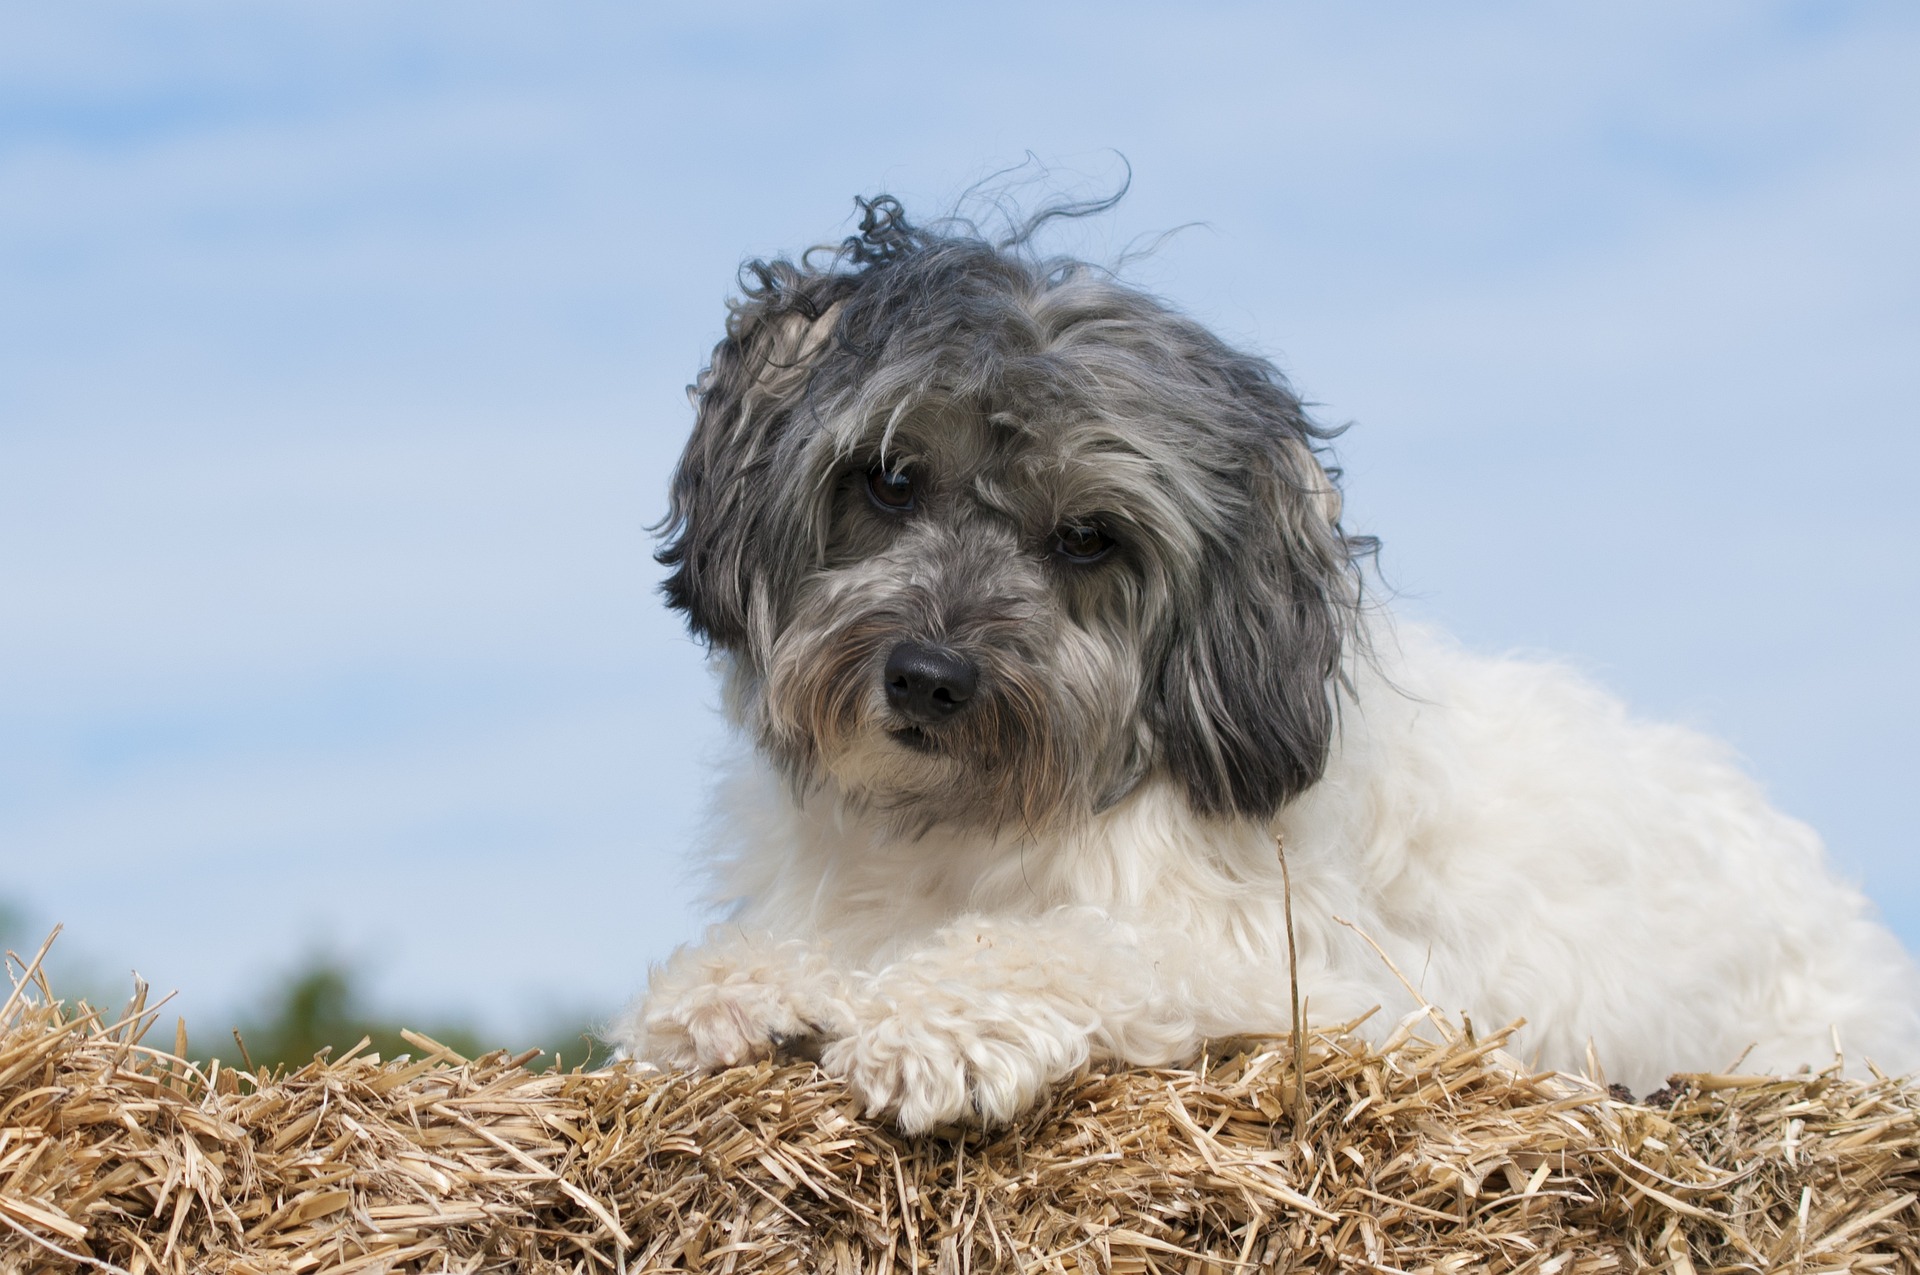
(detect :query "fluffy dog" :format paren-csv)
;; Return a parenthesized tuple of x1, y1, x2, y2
(612, 197, 1920, 1132)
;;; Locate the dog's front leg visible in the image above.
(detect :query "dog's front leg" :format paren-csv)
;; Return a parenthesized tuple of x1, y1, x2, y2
(617, 927, 853, 1071)
(819, 910, 1195, 1133)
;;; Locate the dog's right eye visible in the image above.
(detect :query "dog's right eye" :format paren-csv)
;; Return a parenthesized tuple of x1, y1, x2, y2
(1053, 522, 1115, 564)
(866, 465, 917, 513)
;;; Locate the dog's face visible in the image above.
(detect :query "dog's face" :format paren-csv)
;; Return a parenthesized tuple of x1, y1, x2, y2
(659, 202, 1364, 833)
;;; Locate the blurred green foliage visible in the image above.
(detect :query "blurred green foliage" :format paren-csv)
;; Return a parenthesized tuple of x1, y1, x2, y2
(0, 901, 25, 947)
(217, 959, 611, 1075)
(221, 960, 484, 1071)
(1, 904, 608, 1075)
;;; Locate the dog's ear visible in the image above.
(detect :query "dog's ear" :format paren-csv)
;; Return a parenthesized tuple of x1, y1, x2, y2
(657, 287, 845, 649)
(1150, 438, 1356, 820)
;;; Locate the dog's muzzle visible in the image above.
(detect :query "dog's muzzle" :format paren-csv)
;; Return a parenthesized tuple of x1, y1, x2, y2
(884, 642, 977, 727)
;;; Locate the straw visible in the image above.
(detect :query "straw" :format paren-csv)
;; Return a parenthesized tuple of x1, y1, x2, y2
(2, 938, 1915, 1272)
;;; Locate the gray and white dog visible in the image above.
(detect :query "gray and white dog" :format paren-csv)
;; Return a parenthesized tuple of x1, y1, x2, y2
(613, 197, 1919, 1132)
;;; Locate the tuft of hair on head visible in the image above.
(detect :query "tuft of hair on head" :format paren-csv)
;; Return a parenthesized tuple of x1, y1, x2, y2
(839, 195, 925, 268)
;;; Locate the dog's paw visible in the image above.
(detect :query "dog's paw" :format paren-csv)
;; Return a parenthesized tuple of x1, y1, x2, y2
(621, 936, 850, 1072)
(640, 979, 829, 1070)
(819, 998, 1089, 1134)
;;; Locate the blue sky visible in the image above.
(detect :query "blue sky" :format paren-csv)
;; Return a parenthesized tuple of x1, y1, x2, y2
(2, 1, 1917, 1041)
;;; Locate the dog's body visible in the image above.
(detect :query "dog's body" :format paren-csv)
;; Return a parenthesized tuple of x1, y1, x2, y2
(613, 199, 1920, 1131)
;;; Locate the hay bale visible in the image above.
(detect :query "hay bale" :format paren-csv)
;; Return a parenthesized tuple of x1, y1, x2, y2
(3, 940, 1917, 1273)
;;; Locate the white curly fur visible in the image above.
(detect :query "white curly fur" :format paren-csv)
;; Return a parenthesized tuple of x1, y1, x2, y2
(617, 624, 1920, 1131)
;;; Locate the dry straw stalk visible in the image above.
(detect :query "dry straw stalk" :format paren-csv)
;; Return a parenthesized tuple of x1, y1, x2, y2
(2, 935, 1917, 1274)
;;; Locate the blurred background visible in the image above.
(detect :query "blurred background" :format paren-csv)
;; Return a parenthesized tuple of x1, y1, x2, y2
(3, 2, 1917, 1069)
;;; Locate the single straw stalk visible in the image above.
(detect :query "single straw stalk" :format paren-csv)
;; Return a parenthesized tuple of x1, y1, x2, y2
(1277, 834, 1309, 1134)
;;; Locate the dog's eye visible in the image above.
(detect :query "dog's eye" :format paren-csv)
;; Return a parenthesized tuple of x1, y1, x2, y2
(1053, 522, 1114, 564)
(866, 465, 916, 513)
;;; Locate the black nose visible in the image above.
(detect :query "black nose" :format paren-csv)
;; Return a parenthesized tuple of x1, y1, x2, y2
(884, 642, 978, 723)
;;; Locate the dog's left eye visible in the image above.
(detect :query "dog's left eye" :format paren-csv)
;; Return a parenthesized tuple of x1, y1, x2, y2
(866, 465, 917, 513)
(1053, 522, 1114, 564)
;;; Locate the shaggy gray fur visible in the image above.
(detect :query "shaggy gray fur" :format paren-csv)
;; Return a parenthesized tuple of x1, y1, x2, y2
(657, 198, 1373, 828)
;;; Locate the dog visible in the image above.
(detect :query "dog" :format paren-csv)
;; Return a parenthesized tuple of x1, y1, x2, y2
(611, 196, 1920, 1132)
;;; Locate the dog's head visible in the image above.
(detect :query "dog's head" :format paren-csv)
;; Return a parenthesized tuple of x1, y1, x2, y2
(659, 198, 1368, 832)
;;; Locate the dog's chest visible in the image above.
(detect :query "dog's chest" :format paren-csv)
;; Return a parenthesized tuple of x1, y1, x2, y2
(753, 776, 1292, 955)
